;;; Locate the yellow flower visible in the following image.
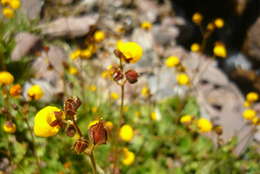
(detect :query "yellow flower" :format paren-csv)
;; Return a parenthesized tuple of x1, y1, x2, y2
(91, 106, 98, 113)
(214, 18, 224, 28)
(89, 85, 97, 92)
(9, 0, 20, 9)
(141, 86, 150, 97)
(70, 49, 81, 60)
(207, 22, 215, 31)
(150, 111, 161, 121)
(3, 121, 16, 133)
(135, 111, 141, 117)
(94, 30, 105, 42)
(180, 115, 193, 124)
(246, 92, 258, 103)
(165, 56, 180, 67)
(88, 120, 99, 129)
(213, 42, 227, 58)
(141, 21, 152, 30)
(122, 148, 135, 166)
(197, 118, 213, 133)
(176, 73, 190, 85)
(27, 85, 44, 100)
(2, 7, 14, 18)
(116, 41, 143, 63)
(192, 12, 203, 25)
(243, 109, 256, 121)
(80, 49, 92, 59)
(104, 121, 113, 130)
(110, 92, 119, 100)
(9, 84, 22, 97)
(119, 124, 134, 142)
(34, 106, 63, 137)
(243, 101, 251, 108)
(252, 117, 259, 125)
(190, 43, 200, 52)
(0, 71, 14, 85)
(68, 66, 78, 75)
(1, 0, 10, 5)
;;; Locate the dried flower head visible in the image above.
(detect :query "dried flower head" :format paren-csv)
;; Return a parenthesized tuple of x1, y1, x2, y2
(88, 121, 108, 145)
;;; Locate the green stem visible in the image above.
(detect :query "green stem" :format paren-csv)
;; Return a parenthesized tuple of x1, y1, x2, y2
(89, 152, 97, 174)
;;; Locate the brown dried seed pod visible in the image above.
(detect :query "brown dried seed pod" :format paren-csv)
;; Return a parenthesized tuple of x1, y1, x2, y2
(125, 69, 139, 84)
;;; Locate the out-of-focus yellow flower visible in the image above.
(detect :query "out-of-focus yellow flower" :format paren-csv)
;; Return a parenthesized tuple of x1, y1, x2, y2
(9, 0, 20, 9)
(141, 86, 150, 97)
(2, 7, 14, 18)
(122, 148, 135, 166)
(135, 111, 141, 117)
(0, 71, 14, 85)
(141, 21, 152, 30)
(94, 30, 105, 42)
(214, 18, 224, 28)
(88, 120, 99, 129)
(1, 0, 10, 5)
(116, 41, 143, 63)
(180, 115, 193, 124)
(9, 84, 22, 97)
(3, 121, 16, 133)
(243, 109, 256, 121)
(70, 49, 81, 60)
(104, 121, 113, 130)
(190, 43, 200, 52)
(213, 42, 227, 58)
(246, 92, 258, 103)
(110, 92, 119, 100)
(91, 106, 98, 113)
(34, 106, 63, 137)
(63, 161, 72, 169)
(197, 118, 213, 133)
(207, 22, 215, 31)
(68, 66, 78, 75)
(243, 101, 251, 108)
(165, 56, 180, 67)
(252, 117, 259, 125)
(89, 85, 97, 92)
(27, 85, 44, 100)
(80, 49, 92, 59)
(119, 124, 134, 142)
(192, 12, 203, 25)
(176, 73, 190, 86)
(150, 111, 161, 121)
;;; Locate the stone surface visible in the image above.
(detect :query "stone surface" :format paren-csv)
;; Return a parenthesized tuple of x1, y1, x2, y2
(21, 0, 43, 20)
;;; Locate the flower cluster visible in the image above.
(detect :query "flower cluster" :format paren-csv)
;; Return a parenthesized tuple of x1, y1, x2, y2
(180, 115, 214, 133)
(1, 0, 21, 19)
(242, 92, 260, 126)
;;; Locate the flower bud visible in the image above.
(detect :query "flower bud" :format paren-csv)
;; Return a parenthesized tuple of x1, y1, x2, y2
(112, 70, 124, 82)
(66, 123, 77, 137)
(73, 138, 89, 154)
(64, 97, 81, 117)
(88, 121, 107, 145)
(125, 70, 138, 84)
(214, 125, 223, 135)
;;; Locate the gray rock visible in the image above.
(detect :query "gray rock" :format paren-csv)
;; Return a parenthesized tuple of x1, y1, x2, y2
(11, 32, 40, 61)
(21, 0, 43, 20)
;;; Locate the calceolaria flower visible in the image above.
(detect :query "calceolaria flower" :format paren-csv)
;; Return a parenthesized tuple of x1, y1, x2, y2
(9, 84, 22, 97)
(214, 18, 224, 28)
(246, 92, 258, 103)
(2, 7, 14, 18)
(213, 42, 227, 58)
(192, 12, 203, 25)
(34, 106, 64, 137)
(180, 115, 193, 124)
(197, 118, 213, 133)
(94, 30, 105, 42)
(141, 21, 152, 30)
(116, 41, 143, 63)
(3, 121, 16, 133)
(27, 85, 44, 100)
(88, 120, 108, 145)
(119, 124, 134, 142)
(190, 43, 200, 52)
(165, 56, 180, 67)
(0, 71, 14, 85)
(122, 148, 135, 166)
(243, 109, 256, 121)
(176, 73, 190, 86)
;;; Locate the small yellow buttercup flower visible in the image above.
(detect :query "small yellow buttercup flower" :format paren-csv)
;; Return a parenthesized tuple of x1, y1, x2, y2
(0, 71, 14, 85)
(27, 85, 44, 100)
(80, 49, 92, 59)
(2, 7, 14, 18)
(119, 124, 134, 142)
(1, 0, 10, 5)
(243, 109, 256, 121)
(141, 86, 150, 98)
(34, 106, 63, 137)
(246, 92, 258, 103)
(91, 106, 98, 113)
(243, 101, 251, 108)
(176, 73, 190, 86)
(192, 12, 203, 25)
(214, 18, 224, 28)
(252, 117, 259, 125)
(104, 121, 113, 131)
(9, 0, 20, 9)
(116, 41, 143, 63)
(70, 49, 81, 60)
(190, 43, 200, 52)
(213, 42, 227, 58)
(68, 66, 78, 75)
(150, 111, 161, 121)
(3, 121, 16, 133)
(207, 22, 215, 31)
(141, 21, 152, 30)
(165, 56, 180, 67)
(197, 118, 213, 133)
(180, 115, 193, 124)
(110, 92, 119, 100)
(122, 148, 135, 166)
(88, 85, 97, 92)
(9, 84, 22, 97)
(94, 30, 105, 42)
